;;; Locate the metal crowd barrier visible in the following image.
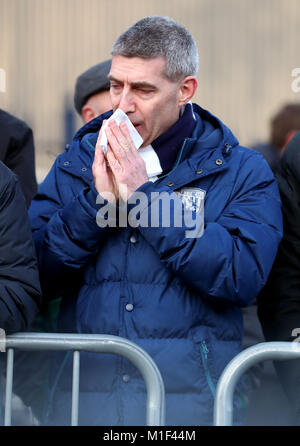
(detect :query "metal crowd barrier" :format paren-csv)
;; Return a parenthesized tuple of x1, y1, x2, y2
(214, 341, 300, 426)
(3, 332, 166, 426)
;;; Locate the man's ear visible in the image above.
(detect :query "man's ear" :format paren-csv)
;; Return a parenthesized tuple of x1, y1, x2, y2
(81, 104, 97, 123)
(178, 76, 198, 106)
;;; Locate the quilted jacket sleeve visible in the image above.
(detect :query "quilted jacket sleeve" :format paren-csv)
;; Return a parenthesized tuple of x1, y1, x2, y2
(0, 110, 38, 208)
(5, 124, 38, 208)
(134, 151, 283, 307)
(29, 156, 116, 301)
(0, 163, 41, 333)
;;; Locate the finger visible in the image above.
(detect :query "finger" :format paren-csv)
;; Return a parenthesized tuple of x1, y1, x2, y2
(92, 151, 108, 181)
(118, 121, 142, 163)
(94, 141, 112, 178)
(105, 124, 129, 165)
(93, 140, 106, 169)
(95, 120, 112, 166)
(106, 145, 122, 173)
(108, 119, 134, 154)
(119, 121, 136, 153)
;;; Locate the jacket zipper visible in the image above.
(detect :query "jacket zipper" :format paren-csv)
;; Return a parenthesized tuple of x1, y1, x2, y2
(200, 340, 215, 397)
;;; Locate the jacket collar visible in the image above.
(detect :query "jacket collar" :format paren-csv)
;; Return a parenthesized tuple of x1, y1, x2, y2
(155, 142, 230, 191)
(155, 104, 238, 189)
(151, 102, 196, 174)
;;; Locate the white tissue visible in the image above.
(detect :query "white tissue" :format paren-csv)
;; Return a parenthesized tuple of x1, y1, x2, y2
(100, 108, 143, 154)
(138, 145, 163, 179)
(100, 108, 162, 180)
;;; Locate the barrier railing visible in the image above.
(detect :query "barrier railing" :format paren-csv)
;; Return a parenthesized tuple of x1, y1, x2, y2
(3, 332, 166, 426)
(214, 341, 300, 426)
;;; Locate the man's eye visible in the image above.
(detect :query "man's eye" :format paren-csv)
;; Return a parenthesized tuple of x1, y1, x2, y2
(139, 89, 154, 94)
(110, 84, 122, 90)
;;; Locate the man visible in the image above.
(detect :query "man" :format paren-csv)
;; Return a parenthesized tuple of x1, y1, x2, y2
(258, 131, 300, 425)
(74, 59, 112, 123)
(29, 16, 282, 425)
(0, 109, 38, 207)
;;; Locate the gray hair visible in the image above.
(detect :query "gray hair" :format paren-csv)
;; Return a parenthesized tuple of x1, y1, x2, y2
(111, 16, 198, 81)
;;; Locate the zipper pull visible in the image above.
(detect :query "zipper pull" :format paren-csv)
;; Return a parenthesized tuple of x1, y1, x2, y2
(201, 340, 209, 359)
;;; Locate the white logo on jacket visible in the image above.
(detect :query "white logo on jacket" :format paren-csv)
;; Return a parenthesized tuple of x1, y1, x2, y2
(175, 187, 206, 213)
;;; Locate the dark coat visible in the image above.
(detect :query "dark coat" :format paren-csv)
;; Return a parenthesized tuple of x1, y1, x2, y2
(0, 109, 38, 207)
(29, 105, 282, 426)
(257, 130, 300, 423)
(0, 161, 41, 333)
(251, 142, 281, 173)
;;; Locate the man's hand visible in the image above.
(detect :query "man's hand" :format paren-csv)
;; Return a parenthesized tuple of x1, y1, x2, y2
(105, 119, 149, 202)
(92, 120, 118, 204)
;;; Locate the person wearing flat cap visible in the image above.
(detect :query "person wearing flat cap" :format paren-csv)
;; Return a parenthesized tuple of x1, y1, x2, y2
(74, 59, 112, 123)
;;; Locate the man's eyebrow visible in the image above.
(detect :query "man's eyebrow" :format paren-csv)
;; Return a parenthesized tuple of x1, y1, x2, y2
(108, 75, 156, 89)
(108, 75, 122, 84)
(131, 81, 157, 89)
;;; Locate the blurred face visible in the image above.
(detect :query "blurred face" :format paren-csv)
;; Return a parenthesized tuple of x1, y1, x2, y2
(109, 55, 184, 147)
(91, 90, 112, 116)
(82, 90, 112, 123)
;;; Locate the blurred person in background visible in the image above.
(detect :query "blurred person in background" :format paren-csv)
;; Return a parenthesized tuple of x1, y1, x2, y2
(242, 103, 300, 425)
(257, 131, 300, 425)
(0, 109, 38, 207)
(74, 59, 112, 123)
(0, 106, 41, 425)
(0, 162, 40, 333)
(251, 103, 300, 173)
(0, 161, 41, 424)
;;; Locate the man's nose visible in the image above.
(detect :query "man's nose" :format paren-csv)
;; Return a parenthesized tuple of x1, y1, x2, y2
(118, 88, 135, 114)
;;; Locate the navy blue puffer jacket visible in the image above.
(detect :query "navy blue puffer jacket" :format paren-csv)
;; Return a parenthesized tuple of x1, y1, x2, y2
(29, 105, 282, 425)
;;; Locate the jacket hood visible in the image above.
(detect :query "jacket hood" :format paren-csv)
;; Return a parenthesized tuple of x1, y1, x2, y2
(191, 103, 239, 151)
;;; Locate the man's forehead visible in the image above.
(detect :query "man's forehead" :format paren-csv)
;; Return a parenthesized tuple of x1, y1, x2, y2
(109, 55, 167, 82)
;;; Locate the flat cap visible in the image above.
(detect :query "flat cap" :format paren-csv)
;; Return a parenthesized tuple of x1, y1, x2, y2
(74, 59, 112, 114)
